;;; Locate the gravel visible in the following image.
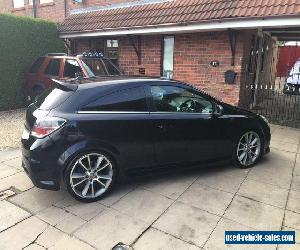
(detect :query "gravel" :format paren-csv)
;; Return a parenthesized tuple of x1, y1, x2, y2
(0, 109, 26, 150)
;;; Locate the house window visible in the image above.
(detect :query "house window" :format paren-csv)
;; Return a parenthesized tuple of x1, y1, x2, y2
(13, 0, 24, 8)
(39, 0, 54, 4)
(106, 39, 119, 65)
(28, 0, 53, 4)
(106, 40, 118, 48)
(163, 36, 175, 79)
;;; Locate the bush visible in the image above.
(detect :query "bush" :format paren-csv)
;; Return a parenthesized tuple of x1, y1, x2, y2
(0, 14, 65, 110)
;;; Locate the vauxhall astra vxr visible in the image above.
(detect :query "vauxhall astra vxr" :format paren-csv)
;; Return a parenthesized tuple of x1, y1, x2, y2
(21, 77, 271, 202)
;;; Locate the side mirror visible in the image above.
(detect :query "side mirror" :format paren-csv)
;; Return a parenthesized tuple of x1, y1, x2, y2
(214, 104, 224, 116)
(75, 71, 84, 79)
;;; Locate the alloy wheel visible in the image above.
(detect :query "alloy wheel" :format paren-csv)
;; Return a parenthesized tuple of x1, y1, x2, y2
(69, 153, 113, 199)
(237, 131, 261, 167)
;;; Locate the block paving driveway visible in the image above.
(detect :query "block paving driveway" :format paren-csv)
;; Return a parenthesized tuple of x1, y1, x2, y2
(0, 125, 299, 250)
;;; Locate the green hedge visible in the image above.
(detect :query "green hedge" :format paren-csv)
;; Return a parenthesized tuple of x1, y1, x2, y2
(0, 14, 65, 110)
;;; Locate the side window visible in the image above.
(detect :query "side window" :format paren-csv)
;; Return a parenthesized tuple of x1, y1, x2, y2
(150, 85, 213, 114)
(44, 59, 61, 76)
(29, 57, 45, 74)
(82, 87, 147, 112)
(64, 59, 83, 78)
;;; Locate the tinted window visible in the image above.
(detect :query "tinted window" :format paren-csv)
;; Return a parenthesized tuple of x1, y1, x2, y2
(64, 59, 83, 78)
(81, 58, 107, 76)
(35, 87, 73, 110)
(29, 57, 45, 74)
(102, 59, 120, 75)
(150, 85, 213, 114)
(44, 59, 60, 76)
(82, 87, 147, 112)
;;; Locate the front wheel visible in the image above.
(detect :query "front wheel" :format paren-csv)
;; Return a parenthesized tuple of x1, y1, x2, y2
(233, 131, 263, 169)
(65, 151, 116, 202)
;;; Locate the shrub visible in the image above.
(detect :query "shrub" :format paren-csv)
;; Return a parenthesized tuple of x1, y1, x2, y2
(0, 14, 65, 110)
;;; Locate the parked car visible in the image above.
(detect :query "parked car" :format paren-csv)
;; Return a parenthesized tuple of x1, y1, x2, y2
(23, 52, 122, 99)
(284, 59, 300, 95)
(21, 77, 271, 202)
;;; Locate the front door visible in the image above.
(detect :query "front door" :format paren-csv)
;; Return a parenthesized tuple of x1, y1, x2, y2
(148, 84, 229, 166)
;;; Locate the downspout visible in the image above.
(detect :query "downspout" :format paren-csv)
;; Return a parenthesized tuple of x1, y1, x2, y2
(32, 0, 37, 18)
(64, 0, 67, 17)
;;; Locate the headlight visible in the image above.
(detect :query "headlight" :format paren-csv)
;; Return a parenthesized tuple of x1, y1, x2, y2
(260, 115, 269, 124)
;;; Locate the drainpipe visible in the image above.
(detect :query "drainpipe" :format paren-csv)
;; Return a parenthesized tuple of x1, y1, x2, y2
(32, 0, 37, 18)
(64, 0, 67, 17)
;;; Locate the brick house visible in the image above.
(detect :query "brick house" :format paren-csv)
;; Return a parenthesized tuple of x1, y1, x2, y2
(58, 0, 300, 106)
(2, 0, 300, 107)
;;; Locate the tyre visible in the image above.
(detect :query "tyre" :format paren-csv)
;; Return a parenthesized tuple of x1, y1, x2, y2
(233, 131, 263, 169)
(64, 151, 116, 202)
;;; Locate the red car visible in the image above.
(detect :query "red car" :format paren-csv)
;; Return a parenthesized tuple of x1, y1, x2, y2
(23, 52, 122, 99)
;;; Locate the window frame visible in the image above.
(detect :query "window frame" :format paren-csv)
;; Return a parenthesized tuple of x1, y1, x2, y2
(146, 83, 216, 115)
(12, 0, 24, 8)
(78, 86, 150, 114)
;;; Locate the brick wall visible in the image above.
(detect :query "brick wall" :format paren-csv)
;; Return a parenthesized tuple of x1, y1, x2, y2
(74, 31, 251, 105)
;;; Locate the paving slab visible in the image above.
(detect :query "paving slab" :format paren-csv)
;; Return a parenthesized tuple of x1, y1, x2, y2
(75, 208, 148, 249)
(9, 187, 67, 214)
(204, 218, 277, 250)
(99, 183, 137, 207)
(284, 210, 300, 231)
(153, 201, 220, 247)
(133, 227, 201, 250)
(54, 197, 106, 221)
(0, 149, 21, 162)
(141, 173, 198, 200)
(247, 167, 292, 190)
(224, 195, 284, 230)
(3, 157, 23, 170)
(0, 164, 20, 179)
(287, 190, 300, 214)
(271, 140, 299, 153)
(0, 216, 48, 250)
(196, 170, 245, 194)
(0, 200, 31, 232)
(112, 188, 173, 223)
(36, 206, 86, 233)
(24, 243, 45, 250)
(178, 182, 234, 216)
(291, 175, 300, 192)
(36, 225, 95, 250)
(238, 178, 289, 209)
(0, 171, 34, 192)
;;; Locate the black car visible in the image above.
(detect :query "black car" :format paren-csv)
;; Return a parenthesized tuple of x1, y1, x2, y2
(21, 77, 271, 202)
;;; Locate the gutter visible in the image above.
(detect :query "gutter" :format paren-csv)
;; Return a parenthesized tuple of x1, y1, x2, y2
(59, 16, 300, 38)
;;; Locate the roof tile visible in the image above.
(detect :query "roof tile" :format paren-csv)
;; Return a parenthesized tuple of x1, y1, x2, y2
(59, 0, 300, 34)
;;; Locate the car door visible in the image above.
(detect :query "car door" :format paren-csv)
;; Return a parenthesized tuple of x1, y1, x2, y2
(78, 86, 155, 172)
(147, 83, 230, 166)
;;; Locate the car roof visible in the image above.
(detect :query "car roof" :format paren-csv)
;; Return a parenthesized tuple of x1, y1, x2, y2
(75, 76, 179, 90)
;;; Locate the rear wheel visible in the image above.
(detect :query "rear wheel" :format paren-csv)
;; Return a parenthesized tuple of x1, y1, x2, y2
(65, 151, 116, 202)
(233, 131, 263, 169)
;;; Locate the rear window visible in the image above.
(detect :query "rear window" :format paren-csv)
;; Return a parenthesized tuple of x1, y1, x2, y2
(35, 87, 73, 110)
(29, 57, 45, 74)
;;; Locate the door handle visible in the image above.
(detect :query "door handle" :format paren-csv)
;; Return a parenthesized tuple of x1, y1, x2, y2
(157, 124, 174, 130)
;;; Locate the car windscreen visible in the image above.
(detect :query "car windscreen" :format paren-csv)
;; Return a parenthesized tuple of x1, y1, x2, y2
(35, 87, 74, 110)
(81, 58, 121, 76)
